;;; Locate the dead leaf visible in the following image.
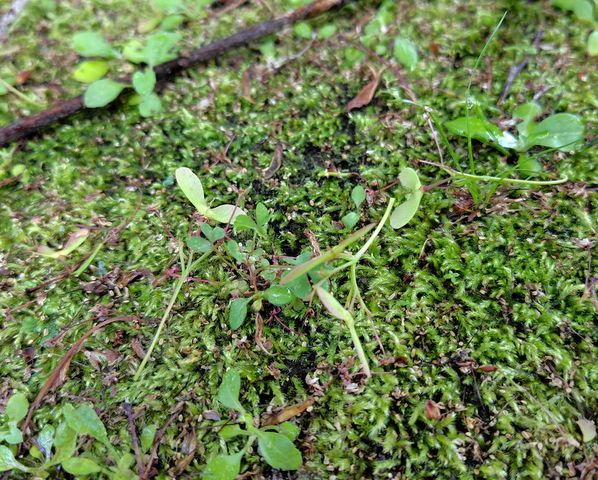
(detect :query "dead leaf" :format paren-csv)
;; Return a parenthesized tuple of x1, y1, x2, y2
(131, 337, 146, 360)
(263, 143, 283, 179)
(347, 73, 380, 111)
(577, 418, 597, 443)
(425, 400, 441, 420)
(262, 398, 314, 426)
(478, 365, 498, 373)
(16, 70, 32, 85)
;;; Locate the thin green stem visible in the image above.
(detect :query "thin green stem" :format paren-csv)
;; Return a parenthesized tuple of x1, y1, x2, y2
(0, 78, 44, 107)
(345, 315, 370, 376)
(444, 167, 568, 186)
(354, 198, 395, 261)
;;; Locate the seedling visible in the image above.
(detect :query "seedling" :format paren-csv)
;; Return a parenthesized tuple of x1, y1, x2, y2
(203, 370, 302, 479)
(175, 167, 246, 223)
(73, 29, 182, 116)
(0, 393, 152, 479)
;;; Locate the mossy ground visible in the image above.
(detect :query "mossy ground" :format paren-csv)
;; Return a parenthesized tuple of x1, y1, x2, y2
(0, 0, 597, 478)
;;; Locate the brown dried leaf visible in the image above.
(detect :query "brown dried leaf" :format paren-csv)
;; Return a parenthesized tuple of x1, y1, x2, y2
(263, 143, 283, 179)
(262, 398, 314, 426)
(425, 400, 441, 420)
(347, 74, 380, 111)
(478, 365, 498, 373)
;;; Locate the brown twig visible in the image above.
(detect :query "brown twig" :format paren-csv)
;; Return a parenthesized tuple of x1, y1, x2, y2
(21, 315, 135, 435)
(124, 401, 145, 479)
(0, 0, 346, 146)
(498, 31, 543, 105)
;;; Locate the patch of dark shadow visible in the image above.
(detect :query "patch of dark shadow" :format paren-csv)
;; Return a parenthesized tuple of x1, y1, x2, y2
(339, 108, 357, 142)
(281, 348, 317, 393)
(251, 179, 277, 199)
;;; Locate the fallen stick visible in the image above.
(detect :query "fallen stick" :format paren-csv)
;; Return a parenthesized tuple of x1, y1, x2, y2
(0, 0, 346, 146)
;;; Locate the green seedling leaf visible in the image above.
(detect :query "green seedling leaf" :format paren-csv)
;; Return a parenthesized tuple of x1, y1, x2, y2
(218, 370, 244, 412)
(38, 228, 89, 259)
(316, 286, 352, 322)
(514, 102, 543, 137)
(576, 418, 597, 443)
(37, 425, 55, 459)
(278, 422, 300, 441)
(186, 236, 212, 253)
(123, 39, 145, 63)
(63, 403, 109, 444)
(225, 240, 246, 263)
(53, 421, 77, 463)
(62, 457, 102, 475)
(394, 37, 418, 71)
(160, 14, 185, 30)
(0, 445, 28, 472)
(0, 422, 22, 444)
(263, 285, 293, 306)
(5, 392, 28, 422)
(72, 32, 116, 58)
(588, 30, 598, 56)
(390, 189, 423, 229)
(229, 298, 249, 330)
(201, 224, 225, 242)
(517, 155, 542, 176)
(319, 24, 337, 39)
(219, 425, 246, 440)
(234, 215, 260, 234)
(132, 68, 156, 96)
(255, 203, 270, 228)
(140, 425, 157, 453)
(399, 167, 421, 191)
(153, 0, 184, 14)
(341, 211, 359, 229)
(257, 431, 302, 470)
(351, 185, 366, 208)
(175, 167, 207, 213)
(138, 15, 163, 33)
(73, 60, 109, 83)
(445, 116, 519, 149)
(293, 22, 313, 39)
(208, 204, 247, 224)
(280, 223, 375, 285)
(139, 92, 162, 117)
(84, 79, 126, 108)
(526, 113, 584, 151)
(553, 0, 594, 21)
(141, 31, 181, 66)
(285, 273, 311, 299)
(203, 451, 243, 480)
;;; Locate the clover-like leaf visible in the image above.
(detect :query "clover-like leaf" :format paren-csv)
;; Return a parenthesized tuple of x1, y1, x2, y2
(175, 167, 207, 213)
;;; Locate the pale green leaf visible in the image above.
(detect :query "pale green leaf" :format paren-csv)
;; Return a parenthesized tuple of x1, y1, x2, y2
(140, 425, 157, 453)
(229, 298, 249, 330)
(73, 60, 109, 83)
(208, 204, 247, 224)
(138, 92, 162, 117)
(341, 211, 359, 229)
(0, 445, 28, 472)
(390, 190, 423, 229)
(263, 285, 293, 306)
(203, 452, 243, 480)
(132, 68, 156, 96)
(577, 418, 596, 443)
(394, 37, 418, 70)
(72, 32, 116, 58)
(62, 457, 103, 475)
(588, 30, 598, 56)
(37, 228, 89, 259)
(175, 167, 207, 213)
(218, 370, 244, 412)
(315, 287, 352, 322)
(5, 392, 29, 422)
(399, 167, 421, 191)
(83, 79, 125, 108)
(526, 113, 584, 151)
(63, 404, 108, 444)
(257, 431, 302, 470)
(351, 185, 366, 208)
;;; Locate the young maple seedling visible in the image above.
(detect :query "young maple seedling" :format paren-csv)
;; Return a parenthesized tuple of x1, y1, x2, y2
(203, 370, 302, 479)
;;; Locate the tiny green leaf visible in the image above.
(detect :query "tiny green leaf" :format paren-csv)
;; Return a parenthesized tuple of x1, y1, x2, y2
(318, 24, 337, 39)
(513, 102, 542, 122)
(445, 116, 518, 148)
(393, 37, 418, 70)
(278, 422, 300, 441)
(255, 203, 270, 228)
(73, 60, 109, 83)
(263, 285, 293, 306)
(62, 457, 102, 475)
(218, 370, 244, 412)
(141, 31, 181, 66)
(83, 79, 126, 108)
(576, 418, 596, 443)
(123, 39, 145, 63)
(351, 185, 366, 208)
(0, 445, 28, 472)
(132, 68, 156, 96)
(160, 14, 185, 30)
(341, 211, 359, 229)
(0, 422, 22, 444)
(229, 298, 249, 330)
(186, 236, 212, 253)
(234, 215, 260, 234)
(175, 167, 207, 213)
(588, 30, 598, 56)
(53, 421, 77, 463)
(257, 431, 302, 470)
(208, 204, 247, 224)
(390, 190, 423, 229)
(526, 113, 584, 151)
(38, 228, 89, 259)
(63, 404, 109, 445)
(203, 452, 243, 480)
(139, 92, 162, 117)
(37, 425, 55, 459)
(153, 0, 184, 14)
(140, 425, 157, 453)
(72, 32, 116, 58)
(316, 287, 352, 323)
(219, 425, 246, 440)
(399, 167, 421, 191)
(517, 155, 542, 176)
(293, 22, 313, 39)
(5, 392, 29, 422)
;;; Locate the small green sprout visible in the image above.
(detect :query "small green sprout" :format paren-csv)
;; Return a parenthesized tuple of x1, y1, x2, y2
(203, 370, 302, 479)
(175, 167, 246, 223)
(37, 228, 89, 259)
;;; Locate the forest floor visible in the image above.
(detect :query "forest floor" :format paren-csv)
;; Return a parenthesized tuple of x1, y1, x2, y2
(0, 0, 596, 478)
